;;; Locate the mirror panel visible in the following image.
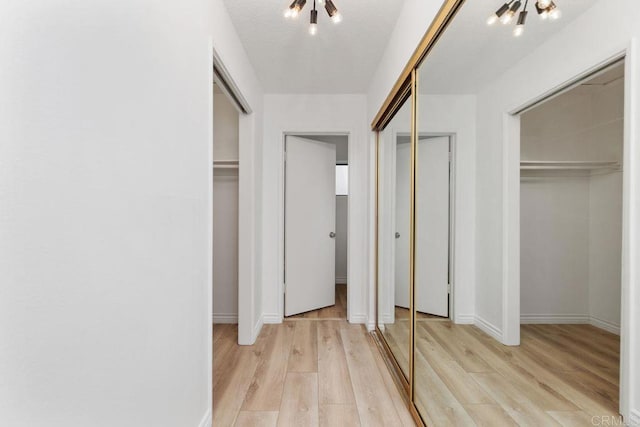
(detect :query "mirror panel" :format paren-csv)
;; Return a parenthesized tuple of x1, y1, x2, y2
(377, 95, 412, 380)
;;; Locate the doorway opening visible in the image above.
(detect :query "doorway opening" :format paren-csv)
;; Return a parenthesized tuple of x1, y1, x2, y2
(284, 134, 349, 320)
(518, 60, 624, 416)
(212, 81, 240, 327)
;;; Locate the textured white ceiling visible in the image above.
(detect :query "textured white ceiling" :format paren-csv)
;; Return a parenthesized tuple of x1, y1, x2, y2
(419, 0, 601, 94)
(222, 0, 405, 93)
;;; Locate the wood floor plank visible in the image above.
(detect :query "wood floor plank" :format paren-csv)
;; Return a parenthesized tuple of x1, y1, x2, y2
(413, 350, 477, 426)
(547, 410, 599, 427)
(242, 323, 296, 411)
(288, 284, 346, 319)
(277, 372, 319, 427)
(213, 324, 239, 390)
(317, 320, 356, 405)
(464, 404, 518, 427)
(471, 372, 562, 427)
(288, 321, 318, 372)
(319, 404, 361, 427)
(423, 322, 494, 373)
(213, 346, 261, 426)
(341, 325, 407, 426)
(415, 323, 495, 405)
(234, 411, 279, 427)
(367, 332, 417, 427)
(461, 326, 579, 411)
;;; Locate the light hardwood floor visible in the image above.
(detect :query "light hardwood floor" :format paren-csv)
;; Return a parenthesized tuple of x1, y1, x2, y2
(287, 284, 347, 320)
(213, 320, 416, 426)
(383, 320, 620, 426)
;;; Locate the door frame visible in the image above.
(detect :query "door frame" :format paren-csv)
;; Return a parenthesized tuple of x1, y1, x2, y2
(503, 46, 637, 418)
(280, 132, 351, 320)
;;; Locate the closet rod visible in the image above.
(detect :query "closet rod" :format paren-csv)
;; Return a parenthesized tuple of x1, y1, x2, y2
(213, 160, 239, 169)
(520, 160, 620, 171)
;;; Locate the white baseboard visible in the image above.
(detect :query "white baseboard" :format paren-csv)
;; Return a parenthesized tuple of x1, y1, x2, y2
(629, 409, 640, 426)
(454, 314, 475, 324)
(380, 314, 394, 324)
(198, 408, 212, 427)
(336, 276, 347, 285)
(590, 317, 621, 335)
(212, 313, 238, 324)
(349, 313, 367, 324)
(474, 315, 502, 342)
(521, 314, 590, 324)
(262, 313, 282, 324)
(251, 316, 264, 344)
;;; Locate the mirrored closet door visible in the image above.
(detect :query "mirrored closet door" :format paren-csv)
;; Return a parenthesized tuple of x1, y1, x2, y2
(377, 92, 413, 382)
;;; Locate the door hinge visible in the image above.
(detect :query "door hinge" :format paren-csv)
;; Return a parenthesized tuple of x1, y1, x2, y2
(449, 152, 452, 162)
(447, 283, 451, 294)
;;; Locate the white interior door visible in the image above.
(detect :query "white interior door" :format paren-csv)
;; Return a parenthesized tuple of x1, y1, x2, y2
(415, 136, 450, 317)
(395, 140, 411, 309)
(285, 136, 336, 316)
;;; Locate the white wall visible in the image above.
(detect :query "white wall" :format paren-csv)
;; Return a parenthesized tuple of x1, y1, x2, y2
(589, 172, 623, 330)
(520, 177, 591, 318)
(210, 0, 264, 345)
(336, 196, 349, 284)
(213, 90, 239, 323)
(213, 87, 240, 161)
(473, 0, 640, 419)
(262, 94, 369, 324)
(0, 1, 212, 426)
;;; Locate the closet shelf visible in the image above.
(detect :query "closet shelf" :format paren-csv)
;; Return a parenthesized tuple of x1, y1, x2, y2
(213, 160, 239, 169)
(520, 160, 620, 171)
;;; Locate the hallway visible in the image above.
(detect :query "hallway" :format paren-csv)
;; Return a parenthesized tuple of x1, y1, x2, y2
(212, 321, 415, 426)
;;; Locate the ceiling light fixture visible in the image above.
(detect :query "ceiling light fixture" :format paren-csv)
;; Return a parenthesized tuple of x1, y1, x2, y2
(488, 0, 561, 36)
(284, 0, 341, 33)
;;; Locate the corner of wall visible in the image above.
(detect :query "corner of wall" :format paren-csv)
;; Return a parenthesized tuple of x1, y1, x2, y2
(198, 409, 212, 427)
(474, 315, 503, 343)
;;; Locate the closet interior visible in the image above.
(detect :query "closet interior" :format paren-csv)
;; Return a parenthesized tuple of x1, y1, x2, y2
(212, 81, 240, 324)
(520, 62, 624, 335)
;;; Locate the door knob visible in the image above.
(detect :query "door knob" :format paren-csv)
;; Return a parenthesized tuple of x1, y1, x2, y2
(395, 232, 400, 239)
(329, 232, 336, 238)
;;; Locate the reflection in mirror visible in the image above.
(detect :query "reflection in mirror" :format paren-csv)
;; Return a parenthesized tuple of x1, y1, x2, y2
(411, 0, 614, 424)
(377, 96, 412, 380)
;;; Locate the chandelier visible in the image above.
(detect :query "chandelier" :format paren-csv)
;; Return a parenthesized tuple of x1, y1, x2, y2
(487, 0, 561, 37)
(284, 0, 342, 35)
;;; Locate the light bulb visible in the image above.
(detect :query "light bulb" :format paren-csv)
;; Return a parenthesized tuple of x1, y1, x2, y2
(317, 0, 325, 4)
(501, 12, 514, 24)
(284, 8, 292, 18)
(514, 25, 524, 36)
(331, 12, 342, 23)
(309, 23, 317, 35)
(549, 9, 561, 19)
(540, 10, 548, 19)
(290, 8, 299, 18)
(487, 14, 498, 25)
(537, 0, 551, 8)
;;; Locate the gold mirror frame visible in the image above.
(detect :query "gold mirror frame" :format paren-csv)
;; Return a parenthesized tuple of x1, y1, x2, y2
(371, 1, 466, 425)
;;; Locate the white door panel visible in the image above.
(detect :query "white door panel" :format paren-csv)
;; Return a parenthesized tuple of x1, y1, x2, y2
(285, 136, 336, 316)
(415, 136, 450, 317)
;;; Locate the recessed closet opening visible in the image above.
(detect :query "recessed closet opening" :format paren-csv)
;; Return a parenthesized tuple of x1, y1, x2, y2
(284, 134, 349, 320)
(212, 81, 240, 327)
(519, 60, 624, 415)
